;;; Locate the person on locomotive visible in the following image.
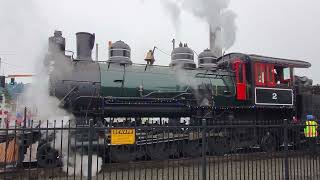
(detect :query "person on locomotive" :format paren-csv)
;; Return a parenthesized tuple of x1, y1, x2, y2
(274, 66, 291, 86)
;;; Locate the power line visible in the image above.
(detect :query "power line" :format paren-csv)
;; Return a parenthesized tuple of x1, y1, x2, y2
(1, 61, 27, 69)
(0, 57, 30, 69)
(155, 47, 171, 57)
(0, 59, 31, 77)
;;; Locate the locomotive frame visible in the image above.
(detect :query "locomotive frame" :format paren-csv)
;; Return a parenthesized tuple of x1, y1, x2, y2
(34, 31, 317, 166)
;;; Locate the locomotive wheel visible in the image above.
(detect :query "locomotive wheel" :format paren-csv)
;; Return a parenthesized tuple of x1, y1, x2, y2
(183, 140, 202, 157)
(260, 133, 277, 152)
(37, 144, 60, 168)
(147, 142, 178, 160)
(109, 145, 141, 163)
(208, 137, 233, 155)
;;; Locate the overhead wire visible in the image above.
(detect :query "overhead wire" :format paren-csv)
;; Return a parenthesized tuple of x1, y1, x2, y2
(1, 61, 28, 69)
(0, 53, 33, 68)
(154, 47, 171, 57)
(0, 57, 31, 71)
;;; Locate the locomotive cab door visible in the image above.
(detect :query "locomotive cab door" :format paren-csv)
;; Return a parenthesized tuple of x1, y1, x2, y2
(233, 60, 247, 101)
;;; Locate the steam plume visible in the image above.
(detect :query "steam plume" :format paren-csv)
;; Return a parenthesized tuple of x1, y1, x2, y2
(161, 0, 237, 51)
(0, 0, 101, 176)
(20, 36, 102, 177)
(161, 0, 182, 31)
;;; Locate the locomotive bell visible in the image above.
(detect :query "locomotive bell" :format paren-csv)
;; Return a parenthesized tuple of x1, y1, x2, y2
(144, 50, 155, 65)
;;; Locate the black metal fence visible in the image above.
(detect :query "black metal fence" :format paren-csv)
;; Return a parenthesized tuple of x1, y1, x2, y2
(0, 118, 319, 180)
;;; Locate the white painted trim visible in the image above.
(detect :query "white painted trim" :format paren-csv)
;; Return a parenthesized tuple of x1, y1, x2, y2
(255, 87, 292, 91)
(110, 48, 131, 51)
(199, 57, 216, 60)
(255, 87, 294, 106)
(172, 53, 194, 55)
(171, 59, 195, 62)
(109, 56, 130, 59)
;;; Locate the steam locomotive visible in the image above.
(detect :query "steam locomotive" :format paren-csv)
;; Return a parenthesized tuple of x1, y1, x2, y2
(36, 30, 320, 165)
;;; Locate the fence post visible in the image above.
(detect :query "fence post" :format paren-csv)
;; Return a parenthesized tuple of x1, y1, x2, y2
(283, 119, 289, 180)
(87, 119, 93, 180)
(24, 107, 27, 128)
(18, 107, 27, 166)
(202, 118, 207, 180)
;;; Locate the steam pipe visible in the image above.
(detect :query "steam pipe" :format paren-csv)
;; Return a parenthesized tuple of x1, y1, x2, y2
(172, 39, 176, 50)
(96, 43, 99, 61)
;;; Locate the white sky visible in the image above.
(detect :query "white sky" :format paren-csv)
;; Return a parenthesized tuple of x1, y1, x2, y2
(0, 0, 320, 83)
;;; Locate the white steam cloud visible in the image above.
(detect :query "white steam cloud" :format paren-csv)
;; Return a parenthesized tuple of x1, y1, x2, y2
(161, 0, 182, 31)
(161, 0, 237, 51)
(0, 0, 101, 177)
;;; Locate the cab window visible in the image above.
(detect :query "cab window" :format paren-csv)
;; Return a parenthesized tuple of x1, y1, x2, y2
(238, 63, 244, 83)
(255, 62, 291, 87)
(283, 68, 291, 80)
(255, 63, 276, 87)
(274, 66, 291, 86)
(266, 64, 276, 87)
(255, 63, 266, 86)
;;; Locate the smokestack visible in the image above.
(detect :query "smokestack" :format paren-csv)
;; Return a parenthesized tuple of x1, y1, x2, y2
(76, 32, 95, 60)
(209, 27, 222, 58)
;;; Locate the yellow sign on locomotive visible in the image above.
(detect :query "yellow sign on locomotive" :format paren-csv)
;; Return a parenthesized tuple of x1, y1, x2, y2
(111, 129, 136, 145)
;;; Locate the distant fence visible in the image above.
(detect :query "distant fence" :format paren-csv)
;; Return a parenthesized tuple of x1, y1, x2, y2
(0, 119, 319, 180)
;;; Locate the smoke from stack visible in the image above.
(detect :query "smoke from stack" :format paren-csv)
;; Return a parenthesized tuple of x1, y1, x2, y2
(161, 0, 237, 57)
(161, 0, 182, 32)
(210, 27, 223, 57)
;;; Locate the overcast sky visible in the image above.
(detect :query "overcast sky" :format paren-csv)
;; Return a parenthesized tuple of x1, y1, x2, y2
(0, 0, 320, 83)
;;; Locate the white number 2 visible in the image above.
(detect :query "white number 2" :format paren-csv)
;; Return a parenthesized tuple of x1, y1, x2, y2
(272, 93, 278, 100)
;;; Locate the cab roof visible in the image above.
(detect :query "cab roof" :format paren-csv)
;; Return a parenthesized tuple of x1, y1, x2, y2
(217, 53, 311, 68)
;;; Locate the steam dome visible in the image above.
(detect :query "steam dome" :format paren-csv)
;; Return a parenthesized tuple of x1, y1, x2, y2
(170, 43, 196, 69)
(198, 49, 218, 70)
(107, 40, 132, 65)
